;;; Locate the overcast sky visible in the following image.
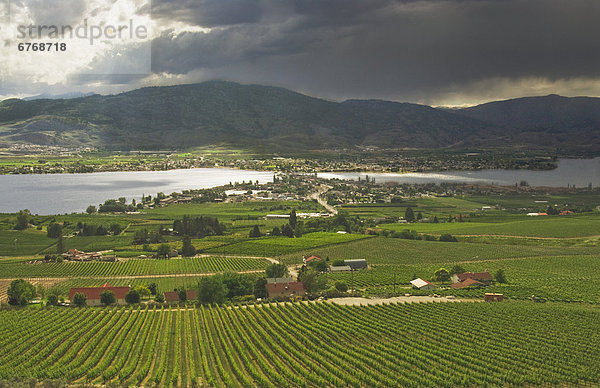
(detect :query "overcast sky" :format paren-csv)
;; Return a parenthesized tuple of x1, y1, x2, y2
(1, 0, 600, 106)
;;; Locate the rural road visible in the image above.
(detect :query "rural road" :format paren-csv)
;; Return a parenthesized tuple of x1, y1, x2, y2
(309, 186, 338, 215)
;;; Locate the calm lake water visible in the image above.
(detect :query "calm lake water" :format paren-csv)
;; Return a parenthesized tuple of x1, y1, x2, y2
(0, 168, 274, 215)
(1, 159, 598, 215)
(318, 158, 600, 188)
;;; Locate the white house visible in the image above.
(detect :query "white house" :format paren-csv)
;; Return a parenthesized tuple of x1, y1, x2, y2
(410, 278, 437, 290)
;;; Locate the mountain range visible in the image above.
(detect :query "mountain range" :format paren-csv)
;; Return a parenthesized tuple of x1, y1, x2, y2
(0, 81, 598, 151)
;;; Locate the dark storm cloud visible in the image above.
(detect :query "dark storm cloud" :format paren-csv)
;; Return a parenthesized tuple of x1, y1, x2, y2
(151, 0, 264, 27)
(147, 0, 600, 103)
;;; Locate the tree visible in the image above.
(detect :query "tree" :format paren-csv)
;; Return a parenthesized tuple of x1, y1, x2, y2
(135, 285, 151, 300)
(334, 281, 348, 292)
(289, 210, 297, 228)
(404, 207, 415, 222)
(434, 268, 451, 282)
(125, 290, 141, 304)
(86, 205, 97, 214)
(265, 263, 288, 278)
(249, 225, 262, 238)
(439, 233, 458, 242)
(308, 260, 329, 273)
(450, 265, 466, 275)
(178, 289, 188, 302)
(14, 210, 31, 230)
(181, 235, 196, 257)
(495, 269, 507, 283)
(109, 223, 123, 235)
(197, 277, 227, 304)
(47, 222, 62, 238)
(281, 224, 294, 238)
(46, 288, 61, 306)
(156, 243, 171, 259)
(298, 269, 327, 294)
(254, 277, 268, 298)
(155, 293, 165, 303)
(148, 282, 158, 295)
(72, 292, 87, 307)
(100, 290, 116, 306)
(56, 235, 66, 255)
(271, 226, 281, 236)
(417, 212, 423, 221)
(7, 279, 35, 306)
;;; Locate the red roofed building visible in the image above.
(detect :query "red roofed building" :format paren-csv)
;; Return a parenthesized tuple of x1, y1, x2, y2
(164, 290, 198, 303)
(303, 255, 321, 264)
(451, 278, 485, 289)
(454, 271, 493, 284)
(266, 281, 305, 298)
(69, 283, 130, 306)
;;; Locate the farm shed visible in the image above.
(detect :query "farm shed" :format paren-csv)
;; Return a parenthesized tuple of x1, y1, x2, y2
(329, 265, 352, 273)
(484, 293, 504, 302)
(68, 283, 130, 306)
(344, 259, 368, 270)
(410, 278, 437, 290)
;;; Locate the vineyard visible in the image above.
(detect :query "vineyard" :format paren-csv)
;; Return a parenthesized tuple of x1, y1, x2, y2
(326, 254, 600, 303)
(0, 302, 598, 387)
(278, 236, 597, 265)
(0, 256, 270, 278)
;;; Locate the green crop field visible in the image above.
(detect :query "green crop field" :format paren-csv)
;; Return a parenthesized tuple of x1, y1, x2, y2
(325, 254, 600, 303)
(0, 302, 598, 387)
(0, 256, 270, 278)
(50, 276, 240, 297)
(380, 214, 600, 238)
(206, 232, 371, 257)
(279, 236, 596, 265)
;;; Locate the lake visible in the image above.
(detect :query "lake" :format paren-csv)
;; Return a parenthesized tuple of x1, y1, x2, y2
(0, 168, 274, 215)
(318, 158, 600, 188)
(1, 158, 598, 215)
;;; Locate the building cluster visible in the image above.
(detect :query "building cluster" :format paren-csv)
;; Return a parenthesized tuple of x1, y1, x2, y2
(62, 249, 117, 262)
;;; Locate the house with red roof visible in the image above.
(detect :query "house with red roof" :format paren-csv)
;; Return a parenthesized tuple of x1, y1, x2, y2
(266, 279, 305, 298)
(303, 255, 322, 264)
(453, 271, 493, 284)
(450, 278, 485, 289)
(68, 283, 130, 306)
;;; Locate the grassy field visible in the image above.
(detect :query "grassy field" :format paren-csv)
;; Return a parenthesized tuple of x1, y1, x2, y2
(0, 302, 598, 387)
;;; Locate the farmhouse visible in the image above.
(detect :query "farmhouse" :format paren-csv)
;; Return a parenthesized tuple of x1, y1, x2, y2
(266, 278, 305, 298)
(410, 278, 437, 290)
(344, 259, 368, 270)
(164, 290, 198, 303)
(68, 283, 130, 306)
(451, 278, 484, 289)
